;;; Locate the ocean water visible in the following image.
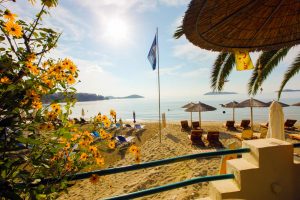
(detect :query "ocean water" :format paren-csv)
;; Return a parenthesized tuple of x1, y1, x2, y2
(69, 93, 300, 123)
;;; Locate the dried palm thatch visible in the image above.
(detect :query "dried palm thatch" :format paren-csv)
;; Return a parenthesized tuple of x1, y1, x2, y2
(181, 0, 300, 52)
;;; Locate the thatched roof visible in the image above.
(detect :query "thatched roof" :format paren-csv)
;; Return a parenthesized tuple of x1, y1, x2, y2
(236, 98, 268, 108)
(266, 101, 289, 107)
(182, 0, 300, 52)
(182, 102, 195, 108)
(184, 101, 216, 112)
(221, 101, 239, 108)
(292, 102, 300, 106)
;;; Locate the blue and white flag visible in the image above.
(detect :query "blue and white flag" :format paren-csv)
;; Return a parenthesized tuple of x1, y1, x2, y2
(147, 34, 157, 70)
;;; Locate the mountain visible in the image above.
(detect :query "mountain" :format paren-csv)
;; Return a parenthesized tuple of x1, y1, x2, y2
(279, 89, 300, 92)
(106, 94, 144, 99)
(204, 91, 237, 95)
(42, 93, 143, 103)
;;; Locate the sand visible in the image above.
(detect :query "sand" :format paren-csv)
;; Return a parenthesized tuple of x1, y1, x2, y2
(58, 121, 300, 200)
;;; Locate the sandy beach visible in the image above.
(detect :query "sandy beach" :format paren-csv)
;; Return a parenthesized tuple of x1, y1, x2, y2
(58, 121, 300, 200)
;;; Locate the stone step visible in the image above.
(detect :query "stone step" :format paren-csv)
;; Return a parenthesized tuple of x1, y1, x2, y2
(196, 197, 212, 200)
(209, 179, 240, 200)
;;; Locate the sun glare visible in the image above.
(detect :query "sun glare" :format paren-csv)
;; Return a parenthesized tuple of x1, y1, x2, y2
(103, 17, 130, 45)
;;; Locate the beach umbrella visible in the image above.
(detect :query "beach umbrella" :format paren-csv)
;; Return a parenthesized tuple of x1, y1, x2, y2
(182, 102, 195, 125)
(267, 101, 285, 140)
(133, 111, 136, 123)
(266, 101, 289, 107)
(292, 102, 300, 106)
(180, 0, 300, 52)
(236, 98, 268, 131)
(221, 101, 239, 121)
(184, 101, 216, 128)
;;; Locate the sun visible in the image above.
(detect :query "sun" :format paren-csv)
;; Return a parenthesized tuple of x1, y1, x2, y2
(103, 17, 130, 45)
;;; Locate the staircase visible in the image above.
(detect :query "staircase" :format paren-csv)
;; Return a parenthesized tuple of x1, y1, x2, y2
(198, 138, 300, 200)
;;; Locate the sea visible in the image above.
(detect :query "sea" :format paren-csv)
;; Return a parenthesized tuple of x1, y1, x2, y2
(68, 93, 300, 123)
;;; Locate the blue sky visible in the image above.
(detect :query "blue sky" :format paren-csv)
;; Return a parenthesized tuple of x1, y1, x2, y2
(7, 0, 300, 100)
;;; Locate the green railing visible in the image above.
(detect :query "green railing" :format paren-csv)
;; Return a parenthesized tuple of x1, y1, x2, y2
(104, 174, 234, 200)
(17, 143, 300, 199)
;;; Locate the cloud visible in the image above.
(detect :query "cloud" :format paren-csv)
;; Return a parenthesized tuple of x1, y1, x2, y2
(173, 42, 218, 62)
(160, 65, 182, 75)
(180, 67, 210, 78)
(159, 0, 189, 6)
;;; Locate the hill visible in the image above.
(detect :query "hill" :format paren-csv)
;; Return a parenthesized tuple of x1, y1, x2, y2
(204, 91, 237, 95)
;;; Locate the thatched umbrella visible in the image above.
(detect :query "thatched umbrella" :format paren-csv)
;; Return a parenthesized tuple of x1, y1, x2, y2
(182, 102, 195, 125)
(184, 101, 216, 128)
(266, 101, 289, 107)
(292, 102, 300, 106)
(221, 101, 239, 121)
(180, 0, 300, 52)
(236, 98, 268, 131)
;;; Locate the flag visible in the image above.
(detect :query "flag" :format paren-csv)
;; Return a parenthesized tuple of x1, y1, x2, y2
(234, 50, 254, 71)
(147, 34, 157, 70)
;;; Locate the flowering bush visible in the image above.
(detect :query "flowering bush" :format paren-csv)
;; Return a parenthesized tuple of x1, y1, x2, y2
(0, 0, 139, 199)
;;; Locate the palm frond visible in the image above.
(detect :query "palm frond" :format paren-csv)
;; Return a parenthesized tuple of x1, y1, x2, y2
(217, 53, 235, 91)
(210, 52, 229, 91)
(173, 25, 184, 39)
(248, 47, 291, 95)
(248, 50, 278, 95)
(278, 52, 300, 99)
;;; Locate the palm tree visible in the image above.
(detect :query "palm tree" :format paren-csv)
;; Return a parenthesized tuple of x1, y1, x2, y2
(174, 28, 299, 99)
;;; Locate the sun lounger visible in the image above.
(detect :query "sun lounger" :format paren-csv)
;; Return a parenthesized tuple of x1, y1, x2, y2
(234, 129, 257, 141)
(189, 129, 205, 146)
(180, 120, 191, 132)
(207, 131, 224, 148)
(288, 134, 300, 140)
(134, 124, 145, 130)
(259, 122, 269, 129)
(192, 121, 200, 130)
(257, 126, 268, 139)
(284, 119, 297, 130)
(116, 135, 135, 147)
(236, 120, 251, 129)
(223, 120, 236, 130)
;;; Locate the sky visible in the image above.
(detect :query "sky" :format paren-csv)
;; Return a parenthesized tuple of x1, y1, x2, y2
(5, 0, 300, 100)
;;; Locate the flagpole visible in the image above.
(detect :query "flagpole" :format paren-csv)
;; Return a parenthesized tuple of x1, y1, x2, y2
(157, 27, 162, 143)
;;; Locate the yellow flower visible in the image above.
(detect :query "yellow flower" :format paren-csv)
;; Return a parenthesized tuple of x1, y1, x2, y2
(68, 64, 77, 74)
(108, 141, 115, 149)
(64, 143, 71, 150)
(89, 174, 100, 185)
(110, 109, 116, 117)
(51, 103, 61, 114)
(27, 54, 36, 62)
(71, 134, 79, 141)
(47, 111, 57, 120)
(89, 146, 97, 153)
(101, 115, 108, 121)
(46, 123, 54, 130)
(129, 145, 139, 154)
(95, 157, 104, 166)
(104, 120, 111, 128)
(0, 76, 11, 84)
(4, 21, 22, 38)
(32, 100, 42, 110)
(3, 10, 18, 21)
(66, 75, 75, 85)
(80, 153, 88, 161)
(65, 161, 73, 172)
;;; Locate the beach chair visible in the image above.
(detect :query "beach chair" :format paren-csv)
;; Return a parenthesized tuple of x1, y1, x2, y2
(207, 131, 224, 148)
(189, 129, 205, 146)
(258, 126, 268, 139)
(223, 120, 236, 131)
(259, 122, 269, 129)
(180, 120, 191, 132)
(192, 121, 200, 130)
(284, 119, 297, 130)
(116, 135, 135, 147)
(288, 134, 300, 140)
(134, 124, 145, 130)
(234, 129, 256, 141)
(80, 117, 88, 125)
(236, 120, 251, 129)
